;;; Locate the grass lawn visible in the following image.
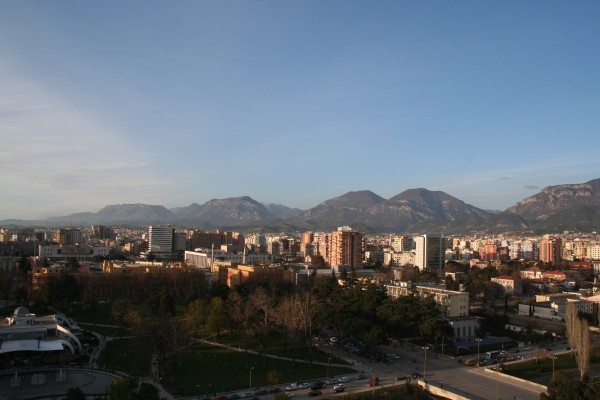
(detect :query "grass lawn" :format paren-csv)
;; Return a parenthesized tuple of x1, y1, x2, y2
(162, 342, 356, 397)
(98, 336, 154, 377)
(502, 352, 600, 383)
(215, 331, 350, 365)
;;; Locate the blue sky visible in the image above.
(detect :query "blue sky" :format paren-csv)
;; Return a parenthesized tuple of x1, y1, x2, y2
(1, 1, 599, 220)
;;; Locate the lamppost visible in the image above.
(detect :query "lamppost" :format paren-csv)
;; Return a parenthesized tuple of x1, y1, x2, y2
(550, 354, 557, 381)
(475, 338, 482, 367)
(249, 367, 254, 389)
(327, 357, 332, 379)
(542, 329, 546, 348)
(422, 346, 429, 382)
(495, 363, 500, 400)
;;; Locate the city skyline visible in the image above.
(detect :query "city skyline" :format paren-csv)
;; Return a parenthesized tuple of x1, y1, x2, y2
(1, 1, 600, 220)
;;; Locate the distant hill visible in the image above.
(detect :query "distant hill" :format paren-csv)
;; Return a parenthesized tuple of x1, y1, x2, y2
(2, 178, 600, 232)
(172, 196, 278, 227)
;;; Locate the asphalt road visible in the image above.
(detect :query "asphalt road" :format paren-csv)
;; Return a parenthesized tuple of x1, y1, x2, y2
(290, 341, 557, 400)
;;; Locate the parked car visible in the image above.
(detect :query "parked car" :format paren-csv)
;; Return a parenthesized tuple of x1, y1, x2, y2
(268, 388, 281, 394)
(308, 390, 322, 397)
(310, 381, 325, 390)
(411, 372, 423, 379)
(284, 385, 297, 392)
(394, 375, 409, 381)
(297, 383, 309, 389)
(327, 378, 339, 385)
(338, 377, 350, 383)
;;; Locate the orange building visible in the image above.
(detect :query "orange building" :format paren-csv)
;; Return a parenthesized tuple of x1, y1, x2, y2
(327, 227, 363, 270)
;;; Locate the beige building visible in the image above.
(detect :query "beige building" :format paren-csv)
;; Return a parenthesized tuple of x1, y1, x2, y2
(385, 283, 469, 318)
(327, 227, 363, 270)
(491, 275, 522, 295)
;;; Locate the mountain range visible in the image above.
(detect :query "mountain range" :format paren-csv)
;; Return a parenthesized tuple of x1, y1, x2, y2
(2, 178, 600, 234)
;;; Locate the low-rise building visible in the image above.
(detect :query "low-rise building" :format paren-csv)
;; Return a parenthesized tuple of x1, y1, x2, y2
(0, 307, 82, 357)
(491, 276, 522, 295)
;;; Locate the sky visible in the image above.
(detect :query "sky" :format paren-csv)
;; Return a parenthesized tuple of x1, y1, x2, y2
(1, 1, 599, 220)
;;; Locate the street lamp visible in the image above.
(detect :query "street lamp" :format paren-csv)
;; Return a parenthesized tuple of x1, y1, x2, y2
(541, 329, 546, 348)
(327, 357, 332, 379)
(550, 354, 557, 381)
(475, 338, 482, 367)
(422, 346, 429, 382)
(249, 367, 254, 389)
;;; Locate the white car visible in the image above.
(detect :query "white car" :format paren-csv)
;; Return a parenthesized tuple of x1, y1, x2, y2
(297, 383, 309, 389)
(338, 377, 350, 383)
(285, 385, 297, 392)
(333, 384, 346, 393)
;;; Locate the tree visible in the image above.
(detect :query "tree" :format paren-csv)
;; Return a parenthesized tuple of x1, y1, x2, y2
(110, 377, 135, 400)
(566, 303, 591, 381)
(111, 300, 131, 339)
(206, 297, 231, 337)
(65, 387, 86, 400)
(250, 288, 278, 365)
(186, 298, 208, 340)
(540, 371, 585, 400)
(267, 370, 280, 386)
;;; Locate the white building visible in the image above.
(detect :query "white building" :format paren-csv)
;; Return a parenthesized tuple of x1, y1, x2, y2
(414, 235, 444, 272)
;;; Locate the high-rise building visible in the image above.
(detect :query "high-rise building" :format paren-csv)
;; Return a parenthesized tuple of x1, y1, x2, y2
(56, 228, 82, 245)
(414, 234, 444, 272)
(149, 226, 174, 259)
(326, 227, 363, 269)
(391, 235, 413, 253)
(540, 237, 562, 264)
(300, 231, 314, 256)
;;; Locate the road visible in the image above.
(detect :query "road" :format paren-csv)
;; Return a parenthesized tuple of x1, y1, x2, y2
(289, 341, 556, 400)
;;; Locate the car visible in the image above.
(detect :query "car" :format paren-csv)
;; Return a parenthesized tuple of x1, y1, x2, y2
(333, 384, 345, 393)
(356, 374, 367, 380)
(284, 386, 297, 392)
(411, 372, 423, 379)
(338, 377, 350, 383)
(297, 383, 309, 389)
(253, 390, 268, 396)
(330, 337, 339, 344)
(307, 390, 322, 397)
(268, 388, 281, 394)
(327, 378, 339, 385)
(310, 382, 325, 390)
(394, 375, 409, 381)
(242, 392, 254, 398)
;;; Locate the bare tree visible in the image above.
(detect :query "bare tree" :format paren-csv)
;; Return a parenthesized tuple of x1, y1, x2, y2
(565, 303, 591, 381)
(574, 317, 591, 381)
(565, 303, 578, 357)
(250, 288, 278, 366)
